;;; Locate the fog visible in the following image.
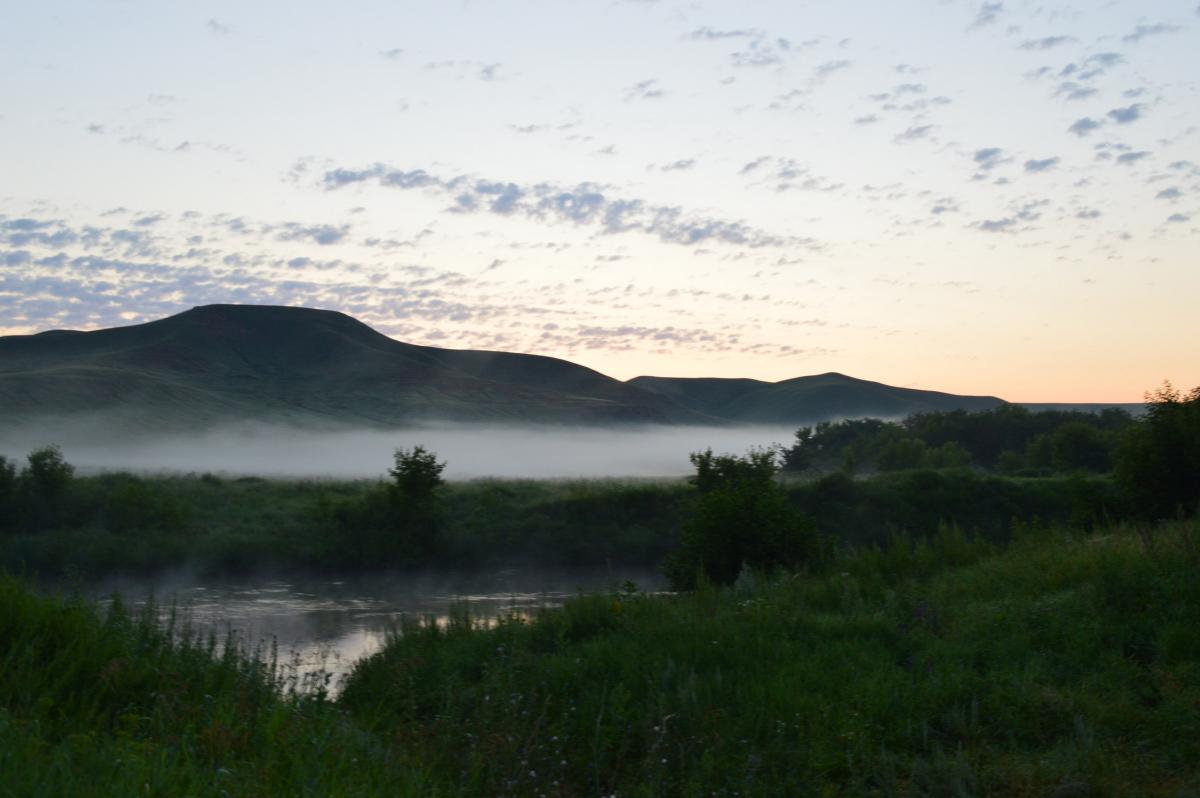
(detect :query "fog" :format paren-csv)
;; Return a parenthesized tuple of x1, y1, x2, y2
(0, 421, 802, 479)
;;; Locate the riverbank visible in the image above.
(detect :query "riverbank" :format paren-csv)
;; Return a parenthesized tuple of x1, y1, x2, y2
(3, 518, 1197, 796)
(1, 468, 1128, 579)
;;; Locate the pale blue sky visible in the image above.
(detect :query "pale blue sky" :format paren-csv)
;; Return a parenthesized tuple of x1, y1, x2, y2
(1, 0, 1197, 400)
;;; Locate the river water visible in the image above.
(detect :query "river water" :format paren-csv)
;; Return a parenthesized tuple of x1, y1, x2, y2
(83, 567, 664, 693)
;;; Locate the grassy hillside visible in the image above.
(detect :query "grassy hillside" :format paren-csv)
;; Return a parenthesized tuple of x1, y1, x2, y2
(0, 304, 703, 429)
(631, 372, 1005, 423)
(3, 519, 1197, 796)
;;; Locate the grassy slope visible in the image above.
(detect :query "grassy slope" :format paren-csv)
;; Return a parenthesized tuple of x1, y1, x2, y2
(3, 520, 1197, 796)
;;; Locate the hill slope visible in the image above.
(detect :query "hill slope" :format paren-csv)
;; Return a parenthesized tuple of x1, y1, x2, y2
(0, 305, 702, 430)
(628, 372, 1006, 422)
(1, 304, 1010, 433)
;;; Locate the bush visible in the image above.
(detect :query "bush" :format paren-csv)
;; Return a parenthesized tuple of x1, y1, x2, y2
(0, 455, 17, 531)
(1115, 383, 1200, 519)
(664, 448, 815, 589)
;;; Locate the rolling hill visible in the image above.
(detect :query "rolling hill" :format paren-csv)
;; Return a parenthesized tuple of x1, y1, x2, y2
(0, 304, 1012, 433)
(629, 373, 1006, 423)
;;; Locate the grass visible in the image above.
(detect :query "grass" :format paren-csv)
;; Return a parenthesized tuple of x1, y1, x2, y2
(1, 469, 1128, 578)
(3, 518, 1198, 796)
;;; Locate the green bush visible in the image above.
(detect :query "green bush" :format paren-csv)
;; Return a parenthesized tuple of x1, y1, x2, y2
(1116, 382, 1200, 519)
(664, 448, 815, 589)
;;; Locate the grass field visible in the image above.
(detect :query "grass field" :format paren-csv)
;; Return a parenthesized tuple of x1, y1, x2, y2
(1, 468, 1129, 578)
(3, 518, 1197, 796)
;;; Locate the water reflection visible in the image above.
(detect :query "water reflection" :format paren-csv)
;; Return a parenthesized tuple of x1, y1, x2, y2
(91, 568, 663, 693)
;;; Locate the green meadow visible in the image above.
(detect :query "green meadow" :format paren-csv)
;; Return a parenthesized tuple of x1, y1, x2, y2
(2, 519, 1198, 796)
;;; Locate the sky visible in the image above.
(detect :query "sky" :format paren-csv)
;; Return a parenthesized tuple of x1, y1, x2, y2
(1, 0, 1197, 402)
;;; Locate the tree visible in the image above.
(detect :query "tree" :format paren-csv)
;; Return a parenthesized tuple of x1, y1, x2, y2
(387, 446, 446, 555)
(389, 445, 446, 506)
(1114, 382, 1200, 519)
(21, 446, 75, 530)
(664, 448, 815, 590)
(0, 455, 17, 532)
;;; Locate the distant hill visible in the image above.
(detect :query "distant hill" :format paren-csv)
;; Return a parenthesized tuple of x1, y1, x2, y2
(1, 304, 1011, 434)
(0, 304, 703, 431)
(628, 373, 1005, 423)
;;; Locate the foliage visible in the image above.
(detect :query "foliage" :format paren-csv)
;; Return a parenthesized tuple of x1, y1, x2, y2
(664, 448, 815, 589)
(5, 521, 1200, 794)
(339, 519, 1200, 796)
(1115, 382, 1200, 519)
(783, 404, 1135, 475)
(0, 456, 16, 532)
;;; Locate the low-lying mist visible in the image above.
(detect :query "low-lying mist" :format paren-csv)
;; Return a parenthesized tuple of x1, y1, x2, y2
(1, 421, 801, 480)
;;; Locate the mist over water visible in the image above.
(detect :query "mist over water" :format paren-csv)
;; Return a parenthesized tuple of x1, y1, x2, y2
(0, 422, 800, 479)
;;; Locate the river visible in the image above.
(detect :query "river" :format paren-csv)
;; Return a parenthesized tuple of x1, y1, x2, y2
(79, 567, 664, 694)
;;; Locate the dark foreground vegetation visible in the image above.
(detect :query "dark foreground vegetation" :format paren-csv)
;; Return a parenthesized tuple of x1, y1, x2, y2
(3, 519, 1198, 796)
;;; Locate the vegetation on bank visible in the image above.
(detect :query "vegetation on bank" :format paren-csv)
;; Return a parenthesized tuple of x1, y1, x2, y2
(2, 380, 1195, 579)
(3, 519, 1198, 796)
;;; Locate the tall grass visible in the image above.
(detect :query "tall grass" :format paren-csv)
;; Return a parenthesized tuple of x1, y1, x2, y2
(3, 519, 1197, 795)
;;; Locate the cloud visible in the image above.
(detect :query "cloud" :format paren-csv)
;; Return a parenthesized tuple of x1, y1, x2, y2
(1019, 36, 1074, 50)
(1107, 104, 1144, 124)
(1166, 213, 1190, 223)
(1054, 81, 1097, 101)
(684, 26, 814, 69)
(977, 217, 1017, 232)
(379, 48, 405, 60)
(1068, 117, 1102, 136)
(1155, 187, 1182, 200)
(320, 164, 814, 250)
(659, 159, 696, 172)
(1024, 157, 1060, 173)
(206, 18, 232, 35)
(854, 114, 880, 125)
(813, 60, 852, 80)
(1123, 23, 1181, 43)
(894, 125, 934, 143)
(624, 79, 665, 101)
(973, 147, 1009, 171)
(1076, 208, 1102, 219)
(275, 223, 350, 245)
(1116, 151, 1150, 164)
(970, 2, 1004, 29)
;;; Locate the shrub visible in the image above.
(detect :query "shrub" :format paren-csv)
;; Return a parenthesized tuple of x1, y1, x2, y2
(664, 448, 815, 589)
(1115, 382, 1200, 519)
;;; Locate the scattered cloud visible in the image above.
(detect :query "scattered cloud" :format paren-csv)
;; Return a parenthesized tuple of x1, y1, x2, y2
(659, 159, 696, 172)
(1107, 104, 1144, 124)
(973, 147, 1010, 171)
(320, 164, 816, 250)
(624, 79, 666, 101)
(977, 217, 1017, 232)
(970, 2, 1005, 29)
(379, 48, 405, 60)
(1068, 117, 1102, 136)
(1122, 23, 1181, 43)
(275, 223, 350, 246)
(206, 18, 232, 35)
(894, 124, 934, 143)
(1155, 187, 1182, 200)
(1166, 213, 1190, 223)
(1024, 157, 1060, 173)
(1019, 36, 1074, 50)
(1116, 151, 1150, 164)
(813, 60, 852, 80)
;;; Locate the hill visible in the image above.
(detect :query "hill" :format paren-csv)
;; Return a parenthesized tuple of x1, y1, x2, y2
(0, 304, 1011, 433)
(0, 304, 702, 431)
(628, 372, 1005, 422)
